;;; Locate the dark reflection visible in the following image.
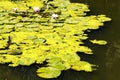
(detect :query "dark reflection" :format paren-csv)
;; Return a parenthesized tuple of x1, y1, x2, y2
(0, 64, 41, 80)
(0, 0, 120, 80)
(105, 41, 120, 80)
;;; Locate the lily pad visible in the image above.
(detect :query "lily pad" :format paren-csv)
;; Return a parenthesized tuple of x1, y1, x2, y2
(71, 61, 92, 72)
(37, 67, 61, 78)
(90, 39, 107, 45)
(33, 38, 46, 44)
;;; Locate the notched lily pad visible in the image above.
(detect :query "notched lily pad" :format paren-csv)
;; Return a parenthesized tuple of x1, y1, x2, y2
(71, 61, 92, 72)
(90, 39, 107, 45)
(37, 67, 61, 78)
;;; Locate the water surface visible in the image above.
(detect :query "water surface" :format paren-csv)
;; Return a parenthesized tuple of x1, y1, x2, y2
(0, 0, 120, 80)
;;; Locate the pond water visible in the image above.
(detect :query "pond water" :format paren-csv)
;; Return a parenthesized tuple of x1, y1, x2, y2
(0, 0, 120, 80)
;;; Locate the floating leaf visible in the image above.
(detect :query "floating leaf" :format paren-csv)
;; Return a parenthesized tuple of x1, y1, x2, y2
(17, 57, 35, 66)
(7, 49, 22, 55)
(0, 40, 6, 49)
(77, 46, 93, 54)
(97, 15, 112, 22)
(33, 38, 46, 44)
(26, 35, 38, 40)
(47, 57, 66, 70)
(37, 67, 61, 78)
(90, 39, 107, 45)
(88, 20, 103, 29)
(71, 61, 92, 72)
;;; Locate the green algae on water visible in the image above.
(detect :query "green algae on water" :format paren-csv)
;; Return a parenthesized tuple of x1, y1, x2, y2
(0, 0, 111, 78)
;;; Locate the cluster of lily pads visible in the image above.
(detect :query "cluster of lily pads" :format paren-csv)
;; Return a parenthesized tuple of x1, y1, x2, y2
(0, 0, 111, 78)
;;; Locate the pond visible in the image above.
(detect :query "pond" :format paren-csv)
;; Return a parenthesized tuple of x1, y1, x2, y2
(0, 0, 120, 80)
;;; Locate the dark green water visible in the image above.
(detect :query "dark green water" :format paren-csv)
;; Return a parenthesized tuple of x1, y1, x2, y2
(0, 0, 120, 80)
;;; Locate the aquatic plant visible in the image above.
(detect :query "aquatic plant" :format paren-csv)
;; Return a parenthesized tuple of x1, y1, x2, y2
(0, 0, 111, 78)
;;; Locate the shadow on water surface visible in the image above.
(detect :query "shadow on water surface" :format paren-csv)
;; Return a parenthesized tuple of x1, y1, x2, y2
(0, 0, 120, 80)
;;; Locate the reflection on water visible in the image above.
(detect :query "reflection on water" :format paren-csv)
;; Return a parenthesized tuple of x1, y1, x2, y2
(105, 41, 120, 80)
(0, 0, 120, 80)
(106, 42, 120, 70)
(0, 65, 40, 80)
